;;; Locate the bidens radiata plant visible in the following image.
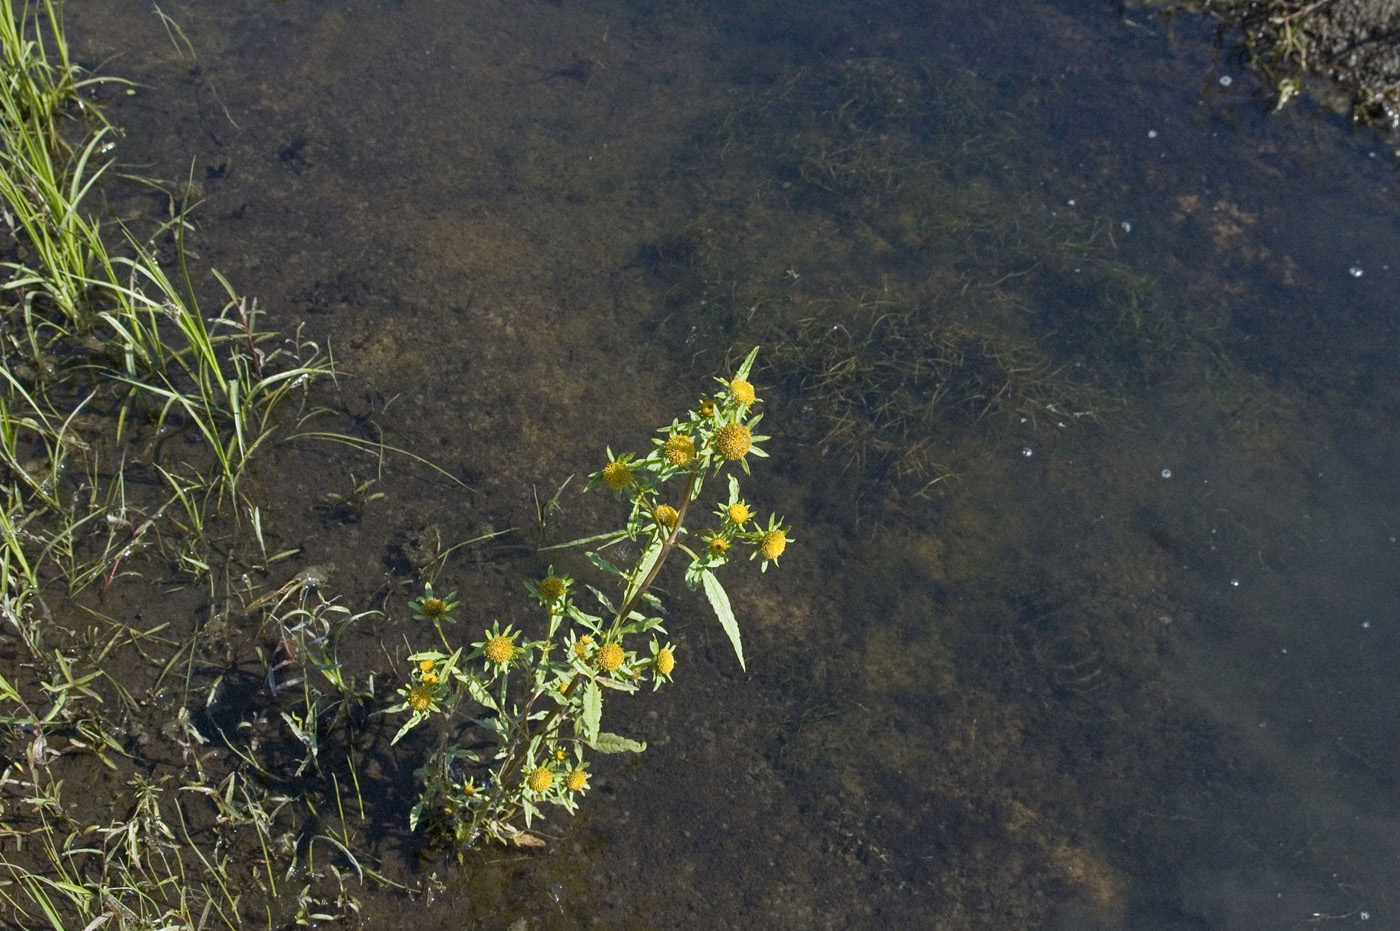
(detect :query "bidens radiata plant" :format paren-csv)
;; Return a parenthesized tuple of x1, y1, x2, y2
(389, 348, 792, 847)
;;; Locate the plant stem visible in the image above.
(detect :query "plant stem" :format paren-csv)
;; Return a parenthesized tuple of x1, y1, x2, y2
(484, 465, 701, 823)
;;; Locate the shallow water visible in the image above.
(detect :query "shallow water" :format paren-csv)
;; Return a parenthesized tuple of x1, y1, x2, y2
(61, 0, 1400, 927)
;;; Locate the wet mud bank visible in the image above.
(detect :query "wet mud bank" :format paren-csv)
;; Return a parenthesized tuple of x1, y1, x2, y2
(1150, 0, 1400, 130)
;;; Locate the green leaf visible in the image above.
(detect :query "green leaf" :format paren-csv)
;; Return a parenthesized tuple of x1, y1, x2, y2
(735, 345, 760, 380)
(701, 570, 745, 670)
(391, 711, 426, 745)
(624, 537, 664, 606)
(618, 615, 665, 636)
(581, 681, 602, 742)
(460, 673, 500, 712)
(541, 527, 630, 551)
(588, 584, 618, 615)
(588, 732, 647, 754)
(585, 551, 628, 578)
(566, 604, 603, 628)
(683, 559, 706, 591)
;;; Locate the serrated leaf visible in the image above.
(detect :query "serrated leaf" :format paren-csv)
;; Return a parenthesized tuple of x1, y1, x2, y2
(588, 584, 618, 615)
(701, 570, 745, 670)
(619, 615, 664, 636)
(581, 681, 602, 742)
(735, 345, 760, 380)
(391, 711, 425, 745)
(588, 732, 647, 754)
(585, 551, 627, 578)
(462, 674, 499, 712)
(566, 604, 603, 627)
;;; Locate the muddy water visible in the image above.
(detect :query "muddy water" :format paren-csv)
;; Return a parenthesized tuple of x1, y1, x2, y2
(63, 0, 1400, 928)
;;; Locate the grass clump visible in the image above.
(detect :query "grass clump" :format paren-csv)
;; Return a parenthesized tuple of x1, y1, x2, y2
(1, 0, 334, 589)
(0, 3, 367, 928)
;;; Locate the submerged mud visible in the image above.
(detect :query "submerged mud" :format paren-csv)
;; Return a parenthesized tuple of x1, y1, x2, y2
(10, 0, 1397, 929)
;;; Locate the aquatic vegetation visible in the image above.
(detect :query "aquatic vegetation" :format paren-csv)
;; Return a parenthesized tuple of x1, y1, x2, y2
(640, 59, 1217, 492)
(392, 349, 793, 847)
(1, 0, 334, 594)
(0, 3, 364, 927)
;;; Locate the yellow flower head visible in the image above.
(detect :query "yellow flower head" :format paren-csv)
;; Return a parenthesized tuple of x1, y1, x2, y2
(714, 423, 752, 460)
(566, 769, 589, 792)
(663, 434, 696, 467)
(760, 529, 787, 560)
(654, 504, 679, 529)
(602, 460, 631, 490)
(729, 378, 756, 406)
(420, 671, 440, 685)
(484, 635, 517, 665)
(727, 502, 751, 525)
(655, 648, 675, 677)
(708, 536, 729, 556)
(538, 575, 566, 601)
(418, 659, 436, 673)
(573, 634, 594, 658)
(597, 642, 625, 672)
(527, 767, 553, 794)
(407, 684, 434, 713)
(419, 598, 448, 621)
(699, 399, 716, 418)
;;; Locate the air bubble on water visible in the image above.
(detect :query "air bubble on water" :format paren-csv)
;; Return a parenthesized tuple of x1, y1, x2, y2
(1121, 221, 1132, 233)
(1350, 266, 1364, 278)
(1021, 447, 1033, 458)
(1147, 129, 1158, 138)
(1219, 75, 1233, 87)
(1160, 468, 1172, 479)
(1230, 578, 1241, 588)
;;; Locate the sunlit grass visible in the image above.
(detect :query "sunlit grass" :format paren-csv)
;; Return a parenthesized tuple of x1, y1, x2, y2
(1, 2, 373, 928)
